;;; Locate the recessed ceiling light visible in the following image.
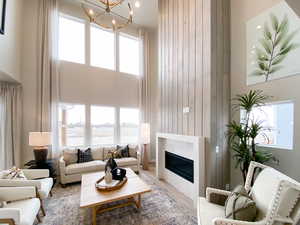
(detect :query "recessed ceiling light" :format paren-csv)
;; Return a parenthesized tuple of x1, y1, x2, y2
(135, 1, 141, 8)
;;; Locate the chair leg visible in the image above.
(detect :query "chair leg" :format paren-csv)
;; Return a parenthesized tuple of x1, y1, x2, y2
(36, 214, 41, 223)
(49, 190, 53, 197)
(40, 202, 46, 216)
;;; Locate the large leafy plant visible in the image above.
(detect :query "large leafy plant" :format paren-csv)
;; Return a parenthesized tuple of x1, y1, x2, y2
(252, 14, 299, 82)
(228, 90, 278, 183)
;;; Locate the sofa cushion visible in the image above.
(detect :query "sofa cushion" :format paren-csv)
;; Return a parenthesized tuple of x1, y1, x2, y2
(114, 157, 138, 167)
(92, 147, 104, 160)
(198, 197, 225, 225)
(103, 146, 117, 160)
(128, 144, 138, 158)
(78, 148, 93, 163)
(63, 149, 78, 165)
(5, 198, 40, 225)
(65, 161, 105, 175)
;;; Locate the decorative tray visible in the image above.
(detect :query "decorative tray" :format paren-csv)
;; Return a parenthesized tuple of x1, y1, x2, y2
(95, 176, 127, 192)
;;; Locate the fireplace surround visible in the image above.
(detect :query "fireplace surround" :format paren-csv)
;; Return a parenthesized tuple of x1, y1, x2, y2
(156, 133, 206, 206)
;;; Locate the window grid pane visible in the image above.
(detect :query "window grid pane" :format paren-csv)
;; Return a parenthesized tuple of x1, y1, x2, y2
(241, 102, 294, 150)
(91, 106, 115, 145)
(120, 108, 139, 144)
(59, 16, 85, 64)
(119, 34, 140, 76)
(90, 26, 115, 70)
(59, 104, 85, 147)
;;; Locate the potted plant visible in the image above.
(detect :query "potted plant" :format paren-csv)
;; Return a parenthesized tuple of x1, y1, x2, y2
(227, 90, 278, 183)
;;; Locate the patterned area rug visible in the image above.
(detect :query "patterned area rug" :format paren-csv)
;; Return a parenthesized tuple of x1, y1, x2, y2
(41, 172, 197, 225)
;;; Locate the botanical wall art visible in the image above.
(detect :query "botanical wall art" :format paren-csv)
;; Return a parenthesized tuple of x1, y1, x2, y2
(247, 2, 300, 85)
(0, 0, 6, 35)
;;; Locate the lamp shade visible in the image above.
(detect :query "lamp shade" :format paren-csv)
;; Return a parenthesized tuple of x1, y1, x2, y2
(140, 123, 150, 144)
(29, 132, 52, 147)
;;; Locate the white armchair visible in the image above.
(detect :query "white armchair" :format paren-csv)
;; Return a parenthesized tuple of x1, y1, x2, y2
(0, 187, 42, 225)
(0, 169, 53, 216)
(198, 161, 300, 225)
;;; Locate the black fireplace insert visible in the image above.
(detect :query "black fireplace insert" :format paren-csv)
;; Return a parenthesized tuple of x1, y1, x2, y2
(165, 151, 194, 183)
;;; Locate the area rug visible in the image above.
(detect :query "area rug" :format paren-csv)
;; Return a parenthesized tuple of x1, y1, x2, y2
(41, 172, 197, 225)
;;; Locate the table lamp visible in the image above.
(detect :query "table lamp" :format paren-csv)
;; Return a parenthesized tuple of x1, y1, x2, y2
(29, 132, 52, 163)
(140, 123, 150, 170)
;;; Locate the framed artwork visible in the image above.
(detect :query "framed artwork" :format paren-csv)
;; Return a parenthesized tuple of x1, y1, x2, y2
(0, 0, 6, 35)
(246, 2, 300, 85)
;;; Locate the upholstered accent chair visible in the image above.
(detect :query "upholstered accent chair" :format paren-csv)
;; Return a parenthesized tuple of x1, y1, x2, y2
(0, 169, 53, 215)
(0, 187, 42, 225)
(198, 161, 300, 225)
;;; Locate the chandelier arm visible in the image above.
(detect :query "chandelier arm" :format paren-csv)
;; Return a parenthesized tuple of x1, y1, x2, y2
(82, 1, 133, 31)
(98, 0, 124, 7)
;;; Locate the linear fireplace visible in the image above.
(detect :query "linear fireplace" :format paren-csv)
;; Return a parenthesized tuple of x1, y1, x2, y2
(156, 133, 206, 206)
(165, 151, 194, 183)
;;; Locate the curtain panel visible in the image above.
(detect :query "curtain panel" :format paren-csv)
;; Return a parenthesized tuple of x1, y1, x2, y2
(139, 29, 151, 124)
(0, 83, 22, 170)
(37, 0, 60, 159)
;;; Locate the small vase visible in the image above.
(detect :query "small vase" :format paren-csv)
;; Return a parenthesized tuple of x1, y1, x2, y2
(104, 169, 112, 184)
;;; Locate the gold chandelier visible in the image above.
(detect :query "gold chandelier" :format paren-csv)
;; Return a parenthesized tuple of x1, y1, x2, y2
(82, 0, 133, 31)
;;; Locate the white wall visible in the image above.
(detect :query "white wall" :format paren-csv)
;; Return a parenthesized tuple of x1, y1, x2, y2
(0, 0, 23, 82)
(231, 0, 300, 185)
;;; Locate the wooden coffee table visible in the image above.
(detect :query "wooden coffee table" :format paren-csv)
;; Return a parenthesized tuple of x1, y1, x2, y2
(80, 168, 151, 225)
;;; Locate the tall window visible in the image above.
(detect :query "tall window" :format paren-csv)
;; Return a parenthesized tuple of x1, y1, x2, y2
(241, 101, 294, 150)
(59, 104, 85, 147)
(119, 33, 140, 75)
(120, 108, 139, 144)
(90, 26, 115, 70)
(91, 106, 115, 145)
(59, 16, 85, 64)
(59, 104, 139, 147)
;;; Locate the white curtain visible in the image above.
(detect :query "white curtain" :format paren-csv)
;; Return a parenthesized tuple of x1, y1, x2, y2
(0, 83, 22, 170)
(36, 0, 60, 159)
(139, 29, 151, 124)
(139, 29, 151, 163)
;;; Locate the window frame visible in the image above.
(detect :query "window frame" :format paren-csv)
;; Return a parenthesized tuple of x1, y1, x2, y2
(241, 100, 294, 151)
(58, 14, 86, 65)
(58, 103, 86, 148)
(58, 103, 140, 148)
(58, 13, 141, 77)
(119, 107, 140, 144)
(90, 105, 117, 146)
(90, 24, 117, 71)
(118, 32, 141, 76)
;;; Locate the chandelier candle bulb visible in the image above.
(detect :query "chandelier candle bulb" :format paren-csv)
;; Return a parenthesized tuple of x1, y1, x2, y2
(135, 1, 140, 8)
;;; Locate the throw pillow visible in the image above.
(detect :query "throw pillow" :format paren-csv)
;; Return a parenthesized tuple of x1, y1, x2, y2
(117, 145, 130, 158)
(1, 167, 27, 180)
(225, 185, 257, 222)
(63, 149, 78, 165)
(128, 144, 138, 158)
(77, 148, 93, 164)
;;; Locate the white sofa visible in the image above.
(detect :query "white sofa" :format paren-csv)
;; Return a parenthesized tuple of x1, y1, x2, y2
(198, 161, 300, 225)
(0, 187, 42, 225)
(59, 145, 141, 185)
